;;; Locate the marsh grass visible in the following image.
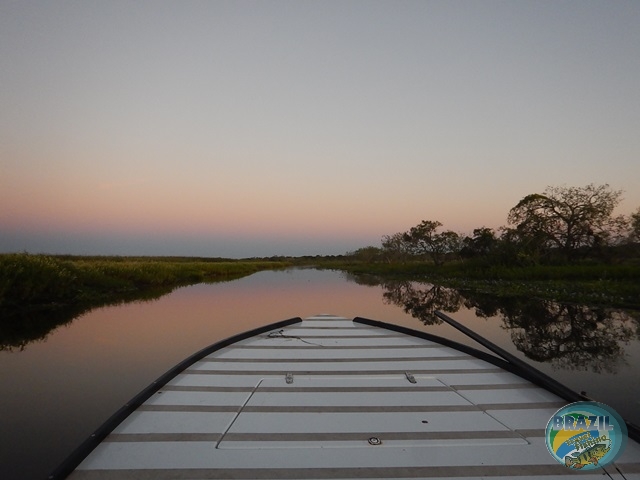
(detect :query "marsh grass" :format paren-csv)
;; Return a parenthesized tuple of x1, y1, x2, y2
(0, 253, 289, 310)
(324, 260, 640, 309)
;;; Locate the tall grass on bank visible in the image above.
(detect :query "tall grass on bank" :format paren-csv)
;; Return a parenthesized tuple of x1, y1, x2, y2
(323, 259, 640, 309)
(0, 253, 288, 310)
(330, 259, 640, 280)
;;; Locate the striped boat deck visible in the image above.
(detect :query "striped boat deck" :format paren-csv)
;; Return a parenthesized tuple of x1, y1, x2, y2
(63, 315, 640, 479)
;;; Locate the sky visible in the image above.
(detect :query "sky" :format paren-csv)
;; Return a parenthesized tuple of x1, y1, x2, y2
(1, 0, 639, 258)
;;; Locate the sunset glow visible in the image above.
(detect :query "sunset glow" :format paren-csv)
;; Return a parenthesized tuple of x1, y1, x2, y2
(2, 1, 639, 257)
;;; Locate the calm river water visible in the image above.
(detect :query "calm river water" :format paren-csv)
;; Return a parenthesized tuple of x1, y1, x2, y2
(1, 268, 639, 479)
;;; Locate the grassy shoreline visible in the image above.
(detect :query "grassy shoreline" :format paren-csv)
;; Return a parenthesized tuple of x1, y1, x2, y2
(0, 253, 290, 312)
(2, 254, 639, 313)
(320, 260, 640, 309)
(1, 254, 638, 351)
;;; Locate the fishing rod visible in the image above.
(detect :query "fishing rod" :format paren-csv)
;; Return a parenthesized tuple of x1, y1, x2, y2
(434, 310, 640, 443)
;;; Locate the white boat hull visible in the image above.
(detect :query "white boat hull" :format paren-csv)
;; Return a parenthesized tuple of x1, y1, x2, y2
(54, 315, 640, 479)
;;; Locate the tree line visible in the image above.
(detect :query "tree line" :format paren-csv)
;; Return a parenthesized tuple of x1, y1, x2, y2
(350, 184, 640, 266)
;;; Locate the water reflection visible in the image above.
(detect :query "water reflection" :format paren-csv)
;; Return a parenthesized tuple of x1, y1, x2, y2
(1, 308, 77, 352)
(382, 280, 461, 324)
(5, 271, 640, 375)
(0, 287, 173, 351)
(348, 273, 640, 374)
(0, 276, 250, 352)
(2, 268, 639, 480)
(499, 303, 638, 374)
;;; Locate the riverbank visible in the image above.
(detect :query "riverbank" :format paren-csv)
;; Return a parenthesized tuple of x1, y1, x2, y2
(0, 253, 290, 312)
(3, 254, 639, 314)
(319, 260, 640, 309)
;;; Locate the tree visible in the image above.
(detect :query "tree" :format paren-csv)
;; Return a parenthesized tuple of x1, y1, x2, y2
(497, 226, 550, 265)
(507, 184, 626, 261)
(461, 227, 498, 258)
(402, 220, 461, 266)
(348, 246, 382, 263)
(630, 207, 640, 242)
(381, 232, 411, 263)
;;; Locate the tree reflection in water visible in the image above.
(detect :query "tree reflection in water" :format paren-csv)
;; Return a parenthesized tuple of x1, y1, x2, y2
(500, 303, 637, 373)
(4, 272, 639, 376)
(348, 273, 640, 374)
(382, 281, 461, 325)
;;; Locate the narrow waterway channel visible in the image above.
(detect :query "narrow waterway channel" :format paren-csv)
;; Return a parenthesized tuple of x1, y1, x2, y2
(1, 268, 638, 480)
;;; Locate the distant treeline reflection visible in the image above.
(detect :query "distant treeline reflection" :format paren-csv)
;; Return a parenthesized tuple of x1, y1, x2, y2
(346, 273, 640, 374)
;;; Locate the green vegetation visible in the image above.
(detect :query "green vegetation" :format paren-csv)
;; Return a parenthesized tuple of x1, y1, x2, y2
(325, 259, 640, 309)
(2, 184, 638, 317)
(327, 184, 640, 309)
(0, 254, 291, 351)
(0, 253, 290, 311)
(368, 184, 639, 268)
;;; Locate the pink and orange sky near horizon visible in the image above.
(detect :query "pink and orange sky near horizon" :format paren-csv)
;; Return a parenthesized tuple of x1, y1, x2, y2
(2, 1, 639, 257)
